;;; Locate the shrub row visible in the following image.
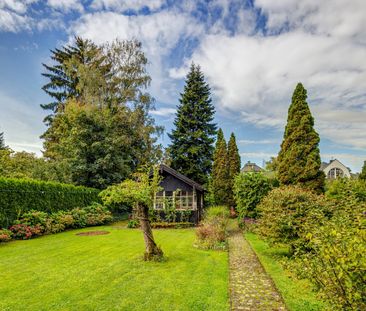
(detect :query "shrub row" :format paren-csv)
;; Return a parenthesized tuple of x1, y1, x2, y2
(0, 177, 100, 228)
(256, 181, 366, 310)
(0, 203, 112, 242)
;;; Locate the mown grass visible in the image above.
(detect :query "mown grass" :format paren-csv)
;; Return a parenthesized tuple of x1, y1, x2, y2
(245, 232, 327, 311)
(0, 226, 229, 311)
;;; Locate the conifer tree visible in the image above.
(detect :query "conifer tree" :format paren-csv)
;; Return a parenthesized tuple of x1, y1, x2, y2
(168, 63, 216, 185)
(212, 129, 230, 205)
(277, 83, 325, 192)
(0, 132, 6, 150)
(359, 161, 366, 181)
(227, 133, 241, 207)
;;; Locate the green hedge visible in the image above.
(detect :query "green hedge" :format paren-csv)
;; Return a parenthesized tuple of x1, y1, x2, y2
(0, 177, 100, 228)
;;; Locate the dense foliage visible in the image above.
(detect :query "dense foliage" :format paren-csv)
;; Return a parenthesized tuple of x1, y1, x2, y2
(234, 172, 273, 219)
(257, 186, 331, 252)
(0, 177, 99, 228)
(257, 183, 366, 310)
(168, 63, 216, 185)
(196, 205, 229, 250)
(42, 38, 161, 189)
(358, 160, 366, 180)
(0, 148, 71, 183)
(2, 204, 112, 241)
(227, 133, 241, 207)
(212, 129, 230, 205)
(277, 83, 324, 193)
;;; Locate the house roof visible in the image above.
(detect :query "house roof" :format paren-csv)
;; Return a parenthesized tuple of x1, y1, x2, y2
(158, 164, 205, 192)
(241, 161, 263, 173)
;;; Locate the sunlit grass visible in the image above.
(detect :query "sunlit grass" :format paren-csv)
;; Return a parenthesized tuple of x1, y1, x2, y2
(0, 226, 229, 311)
(245, 232, 327, 311)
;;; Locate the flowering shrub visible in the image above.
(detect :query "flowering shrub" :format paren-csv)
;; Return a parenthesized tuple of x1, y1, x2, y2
(9, 224, 42, 240)
(2, 203, 112, 243)
(196, 206, 229, 250)
(0, 229, 12, 242)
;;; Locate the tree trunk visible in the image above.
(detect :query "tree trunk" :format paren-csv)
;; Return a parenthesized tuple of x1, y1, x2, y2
(136, 203, 163, 261)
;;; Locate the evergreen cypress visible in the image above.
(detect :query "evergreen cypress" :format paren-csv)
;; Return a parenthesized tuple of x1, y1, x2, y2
(0, 132, 6, 150)
(227, 133, 241, 207)
(212, 128, 230, 205)
(359, 161, 366, 181)
(277, 83, 325, 192)
(168, 63, 216, 185)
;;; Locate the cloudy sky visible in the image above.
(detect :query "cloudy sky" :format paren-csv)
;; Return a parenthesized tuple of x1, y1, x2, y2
(0, 0, 365, 172)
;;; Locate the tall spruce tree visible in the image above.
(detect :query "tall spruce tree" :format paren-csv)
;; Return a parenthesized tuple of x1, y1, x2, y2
(227, 133, 241, 207)
(168, 63, 216, 185)
(359, 161, 366, 181)
(277, 83, 325, 192)
(212, 129, 230, 205)
(0, 132, 6, 150)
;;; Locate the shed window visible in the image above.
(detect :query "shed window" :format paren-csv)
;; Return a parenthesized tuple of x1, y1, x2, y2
(175, 191, 194, 210)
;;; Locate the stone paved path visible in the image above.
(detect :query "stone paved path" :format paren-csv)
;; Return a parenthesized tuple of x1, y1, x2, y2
(228, 226, 287, 311)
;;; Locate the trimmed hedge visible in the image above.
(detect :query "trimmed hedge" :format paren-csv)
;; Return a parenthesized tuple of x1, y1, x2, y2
(0, 177, 100, 228)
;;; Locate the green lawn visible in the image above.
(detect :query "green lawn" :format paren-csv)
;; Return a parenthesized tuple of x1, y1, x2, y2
(0, 226, 229, 311)
(245, 233, 327, 311)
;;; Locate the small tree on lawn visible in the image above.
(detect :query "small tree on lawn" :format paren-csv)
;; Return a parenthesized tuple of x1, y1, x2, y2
(100, 168, 163, 261)
(277, 83, 325, 193)
(359, 161, 366, 181)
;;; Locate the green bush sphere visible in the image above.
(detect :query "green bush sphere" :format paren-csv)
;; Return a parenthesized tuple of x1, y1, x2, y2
(234, 172, 273, 219)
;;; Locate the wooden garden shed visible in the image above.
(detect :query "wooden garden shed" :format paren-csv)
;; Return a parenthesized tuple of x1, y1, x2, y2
(153, 164, 205, 224)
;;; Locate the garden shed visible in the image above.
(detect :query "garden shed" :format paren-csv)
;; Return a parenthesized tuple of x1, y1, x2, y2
(153, 164, 205, 224)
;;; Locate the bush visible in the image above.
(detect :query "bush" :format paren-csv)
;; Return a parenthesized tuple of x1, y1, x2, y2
(195, 206, 229, 250)
(2, 203, 112, 242)
(127, 219, 139, 228)
(326, 178, 366, 202)
(295, 199, 366, 310)
(0, 177, 100, 228)
(15, 210, 49, 232)
(234, 172, 273, 219)
(0, 229, 12, 242)
(257, 186, 332, 252)
(9, 224, 42, 240)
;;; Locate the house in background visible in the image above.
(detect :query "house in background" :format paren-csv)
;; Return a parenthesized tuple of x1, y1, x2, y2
(241, 161, 263, 173)
(153, 164, 204, 224)
(321, 159, 351, 179)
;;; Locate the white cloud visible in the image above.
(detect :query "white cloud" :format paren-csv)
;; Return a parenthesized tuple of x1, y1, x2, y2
(0, 91, 45, 156)
(91, 0, 165, 12)
(0, 8, 32, 32)
(255, 0, 366, 43)
(150, 107, 176, 116)
(239, 139, 278, 145)
(47, 0, 84, 13)
(170, 1, 366, 150)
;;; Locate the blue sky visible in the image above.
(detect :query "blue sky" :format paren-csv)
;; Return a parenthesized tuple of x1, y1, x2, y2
(1, 0, 366, 172)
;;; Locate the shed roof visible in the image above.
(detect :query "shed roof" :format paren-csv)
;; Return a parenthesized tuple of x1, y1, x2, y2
(158, 164, 205, 192)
